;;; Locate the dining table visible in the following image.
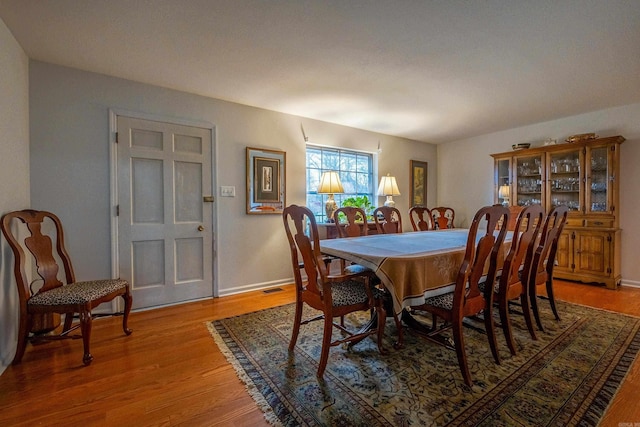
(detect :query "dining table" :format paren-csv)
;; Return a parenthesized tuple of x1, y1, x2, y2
(320, 228, 512, 316)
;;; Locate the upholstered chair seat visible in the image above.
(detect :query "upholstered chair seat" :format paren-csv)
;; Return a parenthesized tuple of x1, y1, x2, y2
(29, 279, 129, 306)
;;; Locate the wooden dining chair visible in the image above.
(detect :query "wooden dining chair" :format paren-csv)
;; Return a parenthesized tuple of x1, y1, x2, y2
(282, 205, 388, 377)
(0, 209, 132, 366)
(373, 206, 402, 234)
(333, 206, 370, 273)
(334, 206, 369, 238)
(334, 206, 404, 344)
(431, 206, 455, 229)
(333, 206, 372, 299)
(409, 205, 509, 386)
(486, 204, 544, 355)
(409, 206, 433, 231)
(529, 206, 569, 332)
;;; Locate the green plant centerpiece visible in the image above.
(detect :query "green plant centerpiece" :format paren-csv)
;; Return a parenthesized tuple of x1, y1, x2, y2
(339, 195, 374, 222)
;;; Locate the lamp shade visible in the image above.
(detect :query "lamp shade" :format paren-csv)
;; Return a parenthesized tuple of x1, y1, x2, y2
(377, 174, 401, 196)
(317, 171, 344, 194)
(498, 184, 510, 199)
(498, 184, 510, 207)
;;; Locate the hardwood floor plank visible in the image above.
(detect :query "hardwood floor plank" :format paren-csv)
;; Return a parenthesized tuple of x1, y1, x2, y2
(0, 282, 638, 426)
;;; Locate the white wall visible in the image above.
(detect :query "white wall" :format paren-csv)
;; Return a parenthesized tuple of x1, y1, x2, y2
(438, 104, 640, 286)
(0, 18, 30, 372)
(28, 61, 437, 298)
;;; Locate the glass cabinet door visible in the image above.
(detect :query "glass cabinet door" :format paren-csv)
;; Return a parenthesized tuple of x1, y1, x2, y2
(549, 149, 582, 212)
(495, 158, 511, 206)
(586, 146, 610, 213)
(514, 154, 544, 207)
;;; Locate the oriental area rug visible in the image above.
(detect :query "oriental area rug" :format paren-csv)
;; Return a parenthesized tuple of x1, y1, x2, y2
(207, 300, 640, 426)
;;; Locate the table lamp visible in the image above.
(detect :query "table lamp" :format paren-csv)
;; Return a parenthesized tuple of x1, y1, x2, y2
(498, 184, 510, 207)
(377, 173, 401, 207)
(317, 171, 344, 222)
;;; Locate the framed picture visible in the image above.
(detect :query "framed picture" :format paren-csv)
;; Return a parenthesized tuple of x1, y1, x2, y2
(410, 160, 428, 207)
(246, 147, 286, 214)
(254, 157, 279, 202)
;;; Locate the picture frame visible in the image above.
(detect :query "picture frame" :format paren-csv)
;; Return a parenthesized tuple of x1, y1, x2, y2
(410, 160, 428, 207)
(246, 147, 286, 214)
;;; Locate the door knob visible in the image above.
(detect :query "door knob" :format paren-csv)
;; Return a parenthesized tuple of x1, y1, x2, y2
(198, 225, 205, 231)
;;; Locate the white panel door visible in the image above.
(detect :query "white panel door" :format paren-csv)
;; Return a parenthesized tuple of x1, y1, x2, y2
(117, 116, 213, 309)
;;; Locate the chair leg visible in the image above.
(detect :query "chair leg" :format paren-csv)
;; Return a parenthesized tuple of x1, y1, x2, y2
(62, 311, 74, 333)
(12, 311, 31, 365)
(452, 318, 472, 387)
(546, 278, 561, 321)
(520, 292, 537, 341)
(79, 310, 93, 366)
(317, 314, 333, 377)
(499, 298, 517, 356)
(530, 285, 544, 332)
(483, 307, 501, 364)
(122, 289, 133, 335)
(288, 300, 304, 352)
(431, 313, 438, 331)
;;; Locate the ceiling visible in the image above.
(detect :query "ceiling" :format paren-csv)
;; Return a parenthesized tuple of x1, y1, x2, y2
(1, 1, 639, 143)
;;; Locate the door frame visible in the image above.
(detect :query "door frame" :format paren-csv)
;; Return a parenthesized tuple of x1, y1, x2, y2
(108, 108, 219, 309)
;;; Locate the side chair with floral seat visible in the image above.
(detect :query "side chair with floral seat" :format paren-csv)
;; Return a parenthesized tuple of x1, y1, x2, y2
(0, 209, 132, 366)
(408, 204, 510, 386)
(282, 204, 388, 377)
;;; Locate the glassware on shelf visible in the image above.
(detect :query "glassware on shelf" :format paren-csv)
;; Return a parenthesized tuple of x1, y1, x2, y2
(551, 198, 580, 211)
(590, 150, 607, 170)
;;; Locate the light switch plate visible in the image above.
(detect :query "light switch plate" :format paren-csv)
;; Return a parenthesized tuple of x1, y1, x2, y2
(220, 186, 236, 197)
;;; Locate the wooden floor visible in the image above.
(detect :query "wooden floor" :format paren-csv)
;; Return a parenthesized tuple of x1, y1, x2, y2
(1, 280, 639, 426)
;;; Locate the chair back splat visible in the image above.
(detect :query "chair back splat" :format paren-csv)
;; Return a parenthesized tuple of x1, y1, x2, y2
(282, 205, 388, 377)
(334, 206, 369, 238)
(529, 206, 569, 332)
(373, 206, 402, 234)
(409, 205, 509, 386)
(1, 209, 132, 366)
(409, 206, 433, 231)
(431, 207, 455, 229)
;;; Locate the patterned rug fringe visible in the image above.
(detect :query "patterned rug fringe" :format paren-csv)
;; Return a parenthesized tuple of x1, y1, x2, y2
(205, 322, 283, 426)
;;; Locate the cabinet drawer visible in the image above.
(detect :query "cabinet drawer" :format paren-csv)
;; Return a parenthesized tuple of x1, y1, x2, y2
(565, 218, 583, 227)
(585, 218, 614, 228)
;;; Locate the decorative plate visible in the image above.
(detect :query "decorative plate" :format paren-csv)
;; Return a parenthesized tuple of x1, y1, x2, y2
(512, 143, 531, 150)
(566, 133, 598, 143)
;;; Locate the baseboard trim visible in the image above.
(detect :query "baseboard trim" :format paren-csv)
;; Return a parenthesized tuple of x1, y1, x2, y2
(621, 279, 640, 289)
(217, 278, 294, 297)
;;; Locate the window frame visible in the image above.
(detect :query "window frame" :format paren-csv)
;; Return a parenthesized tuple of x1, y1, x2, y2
(306, 145, 376, 223)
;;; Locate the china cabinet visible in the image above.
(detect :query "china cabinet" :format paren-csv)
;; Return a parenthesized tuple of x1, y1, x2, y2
(491, 135, 624, 288)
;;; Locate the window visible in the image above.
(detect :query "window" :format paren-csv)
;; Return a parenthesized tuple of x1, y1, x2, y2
(306, 145, 375, 222)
